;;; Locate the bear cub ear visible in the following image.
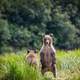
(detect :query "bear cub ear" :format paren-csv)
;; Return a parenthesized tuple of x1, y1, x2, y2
(27, 49, 37, 54)
(33, 49, 37, 54)
(27, 49, 30, 53)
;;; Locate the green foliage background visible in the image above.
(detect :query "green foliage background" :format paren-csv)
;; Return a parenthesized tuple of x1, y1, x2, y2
(0, 0, 80, 53)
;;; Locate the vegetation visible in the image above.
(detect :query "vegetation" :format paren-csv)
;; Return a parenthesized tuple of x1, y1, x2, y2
(0, 0, 80, 80)
(56, 49, 80, 80)
(0, 53, 45, 80)
(0, 0, 80, 53)
(0, 50, 80, 80)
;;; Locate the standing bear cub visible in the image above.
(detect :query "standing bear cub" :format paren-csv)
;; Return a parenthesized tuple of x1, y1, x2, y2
(40, 34, 56, 77)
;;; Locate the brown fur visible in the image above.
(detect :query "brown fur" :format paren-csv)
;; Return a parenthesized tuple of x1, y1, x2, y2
(40, 35, 56, 77)
(25, 50, 37, 68)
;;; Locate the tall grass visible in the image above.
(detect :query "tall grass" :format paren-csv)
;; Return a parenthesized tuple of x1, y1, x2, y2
(0, 53, 45, 80)
(0, 49, 80, 80)
(56, 49, 80, 80)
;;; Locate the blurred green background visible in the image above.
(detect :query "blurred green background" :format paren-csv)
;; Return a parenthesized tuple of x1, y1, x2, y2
(0, 0, 80, 53)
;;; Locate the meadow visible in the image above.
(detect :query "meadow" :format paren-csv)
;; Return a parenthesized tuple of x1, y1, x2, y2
(0, 49, 80, 80)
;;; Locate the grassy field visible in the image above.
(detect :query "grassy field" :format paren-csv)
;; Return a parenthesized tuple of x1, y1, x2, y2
(0, 49, 80, 80)
(56, 50, 80, 80)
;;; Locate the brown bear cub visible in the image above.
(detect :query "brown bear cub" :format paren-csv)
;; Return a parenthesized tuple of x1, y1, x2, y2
(40, 34, 56, 77)
(25, 49, 38, 68)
